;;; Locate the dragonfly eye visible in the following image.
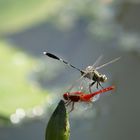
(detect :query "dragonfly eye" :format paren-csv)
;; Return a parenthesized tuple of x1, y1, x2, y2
(63, 93, 69, 100)
(86, 66, 93, 71)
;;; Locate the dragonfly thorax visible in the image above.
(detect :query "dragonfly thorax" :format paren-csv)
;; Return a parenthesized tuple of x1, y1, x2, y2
(83, 67, 108, 83)
(63, 92, 80, 102)
(82, 65, 95, 79)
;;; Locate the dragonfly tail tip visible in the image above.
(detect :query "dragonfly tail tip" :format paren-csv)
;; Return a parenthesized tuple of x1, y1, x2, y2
(43, 51, 47, 55)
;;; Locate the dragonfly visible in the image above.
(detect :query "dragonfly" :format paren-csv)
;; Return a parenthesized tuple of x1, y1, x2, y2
(43, 51, 120, 92)
(63, 85, 115, 112)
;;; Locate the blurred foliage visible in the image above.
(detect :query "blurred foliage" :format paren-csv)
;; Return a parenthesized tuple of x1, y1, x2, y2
(0, 0, 116, 39)
(0, 40, 47, 121)
(49, 0, 116, 39)
(0, 0, 67, 34)
(0, 0, 139, 45)
(51, 0, 112, 24)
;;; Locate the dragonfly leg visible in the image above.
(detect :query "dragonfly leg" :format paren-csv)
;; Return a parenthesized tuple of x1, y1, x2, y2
(65, 100, 72, 106)
(65, 100, 69, 105)
(89, 81, 96, 93)
(97, 81, 104, 89)
(69, 102, 75, 113)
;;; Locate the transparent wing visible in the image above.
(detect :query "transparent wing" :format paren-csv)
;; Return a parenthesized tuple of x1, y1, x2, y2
(95, 57, 121, 70)
(92, 55, 103, 69)
(67, 72, 87, 92)
(74, 101, 93, 112)
(91, 94, 100, 102)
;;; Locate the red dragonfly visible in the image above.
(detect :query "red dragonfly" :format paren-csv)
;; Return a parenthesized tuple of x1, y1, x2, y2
(63, 85, 115, 112)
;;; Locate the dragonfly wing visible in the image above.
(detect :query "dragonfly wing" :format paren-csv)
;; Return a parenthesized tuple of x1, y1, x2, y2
(96, 57, 121, 70)
(91, 94, 100, 102)
(75, 102, 93, 112)
(67, 72, 87, 92)
(91, 55, 103, 69)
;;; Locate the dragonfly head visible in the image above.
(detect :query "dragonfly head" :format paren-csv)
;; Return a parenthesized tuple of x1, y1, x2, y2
(81, 66, 94, 77)
(86, 66, 93, 71)
(63, 92, 69, 100)
(100, 74, 107, 82)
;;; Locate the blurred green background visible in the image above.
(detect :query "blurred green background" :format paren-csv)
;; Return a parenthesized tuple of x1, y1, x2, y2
(0, 0, 140, 140)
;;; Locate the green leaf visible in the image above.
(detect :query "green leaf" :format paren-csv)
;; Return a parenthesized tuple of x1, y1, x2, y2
(45, 100, 70, 140)
(0, 41, 47, 121)
(0, 0, 66, 33)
